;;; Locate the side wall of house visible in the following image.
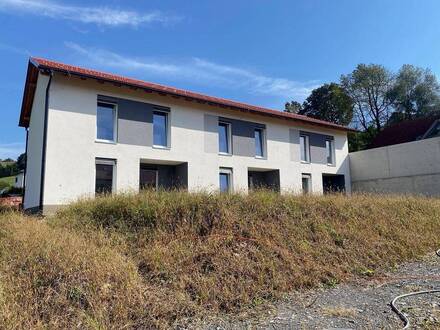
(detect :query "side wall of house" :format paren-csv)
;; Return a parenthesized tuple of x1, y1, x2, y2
(23, 73, 49, 210)
(40, 74, 350, 208)
(350, 137, 440, 196)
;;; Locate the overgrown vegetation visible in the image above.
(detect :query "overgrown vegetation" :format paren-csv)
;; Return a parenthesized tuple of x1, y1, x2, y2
(1, 191, 439, 329)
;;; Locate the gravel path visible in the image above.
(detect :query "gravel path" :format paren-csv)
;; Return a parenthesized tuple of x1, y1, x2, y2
(198, 252, 440, 329)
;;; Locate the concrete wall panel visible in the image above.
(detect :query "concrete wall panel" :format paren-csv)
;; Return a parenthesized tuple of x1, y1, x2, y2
(350, 137, 440, 196)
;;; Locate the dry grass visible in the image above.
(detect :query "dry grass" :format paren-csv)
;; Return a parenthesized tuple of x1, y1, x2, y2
(0, 191, 440, 329)
(321, 306, 358, 318)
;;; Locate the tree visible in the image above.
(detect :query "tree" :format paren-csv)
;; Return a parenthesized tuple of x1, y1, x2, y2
(348, 126, 378, 152)
(16, 153, 26, 171)
(340, 64, 394, 131)
(299, 83, 353, 126)
(284, 101, 302, 113)
(387, 64, 440, 121)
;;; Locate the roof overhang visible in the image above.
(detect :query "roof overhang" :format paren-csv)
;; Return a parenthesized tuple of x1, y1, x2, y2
(19, 57, 357, 132)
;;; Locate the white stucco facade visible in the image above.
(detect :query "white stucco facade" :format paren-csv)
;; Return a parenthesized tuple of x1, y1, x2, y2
(24, 73, 351, 211)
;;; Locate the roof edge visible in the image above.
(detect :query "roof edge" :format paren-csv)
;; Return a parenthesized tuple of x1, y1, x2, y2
(20, 57, 356, 132)
(19, 60, 40, 127)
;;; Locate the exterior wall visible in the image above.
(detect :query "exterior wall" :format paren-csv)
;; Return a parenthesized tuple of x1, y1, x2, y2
(23, 73, 49, 209)
(350, 137, 440, 196)
(38, 73, 350, 208)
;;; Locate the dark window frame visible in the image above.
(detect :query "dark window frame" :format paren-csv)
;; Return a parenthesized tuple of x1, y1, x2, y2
(96, 101, 117, 143)
(95, 158, 116, 195)
(218, 121, 232, 155)
(254, 127, 265, 158)
(153, 110, 169, 148)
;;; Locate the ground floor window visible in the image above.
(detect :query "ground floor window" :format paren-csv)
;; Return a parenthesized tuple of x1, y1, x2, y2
(95, 158, 116, 194)
(302, 173, 311, 194)
(140, 165, 158, 190)
(219, 167, 233, 193)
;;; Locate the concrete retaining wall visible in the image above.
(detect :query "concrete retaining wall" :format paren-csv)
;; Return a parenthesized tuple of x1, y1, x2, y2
(349, 137, 440, 196)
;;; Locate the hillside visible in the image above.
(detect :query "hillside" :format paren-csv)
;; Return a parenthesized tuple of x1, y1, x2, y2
(0, 191, 440, 329)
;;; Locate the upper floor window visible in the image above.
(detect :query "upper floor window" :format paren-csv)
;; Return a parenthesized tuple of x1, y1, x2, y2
(97, 102, 117, 142)
(218, 121, 231, 154)
(300, 134, 310, 163)
(255, 128, 265, 158)
(326, 139, 335, 165)
(153, 111, 168, 147)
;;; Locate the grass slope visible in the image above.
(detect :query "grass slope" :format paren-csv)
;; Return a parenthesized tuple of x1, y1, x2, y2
(0, 176, 15, 190)
(0, 191, 440, 329)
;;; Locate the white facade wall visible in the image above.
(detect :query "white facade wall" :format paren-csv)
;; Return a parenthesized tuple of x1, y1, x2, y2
(23, 73, 49, 210)
(350, 137, 440, 196)
(32, 74, 350, 208)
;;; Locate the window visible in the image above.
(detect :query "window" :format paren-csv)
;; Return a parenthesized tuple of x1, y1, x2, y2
(302, 174, 311, 194)
(218, 121, 231, 154)
(97, 102, 117, 142)
(95, 159, 115, 194)
(326, 139, 335, 165)
(219, 168, 232, 193)
(255, 128, 264, 158)
(140, 166, 158, 190)
(300, 134, 310, 163)
(153, 111, 168, 147)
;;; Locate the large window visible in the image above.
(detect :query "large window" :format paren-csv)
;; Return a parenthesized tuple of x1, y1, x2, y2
(300, 134, 310, 163)
(97, 102, 117, 142)
(153, 111, 168, 147)
(218, 121, 231, 154)
(95, 159, 115, 194)
(302, 173, 311, 194)
(255, 128, 264, 158)
(326, 139, 335, 165)
(219, 167, 232, 193)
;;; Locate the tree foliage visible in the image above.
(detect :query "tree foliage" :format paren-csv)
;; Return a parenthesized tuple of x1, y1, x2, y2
(340, 64, 394, 131)
(16, 153, 26, 171)
(284, 101, 303, 113)
(387, 64, 440, 120)
(299, 83, 353, 126)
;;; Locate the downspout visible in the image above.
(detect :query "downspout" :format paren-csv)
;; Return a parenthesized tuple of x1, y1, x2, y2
(39, 70, 53, 212)
(22, 127, 29, 209)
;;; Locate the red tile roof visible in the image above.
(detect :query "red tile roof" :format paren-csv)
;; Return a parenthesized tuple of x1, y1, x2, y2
(19, 57, 354, 132)
(369, 116, 440, 149)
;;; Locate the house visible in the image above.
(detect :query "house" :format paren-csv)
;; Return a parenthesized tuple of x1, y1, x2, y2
(368, 116, 440, 149)
(350, 117, 440, 196)
(19, 58, 353, 213)
(14, 171, 24, 189)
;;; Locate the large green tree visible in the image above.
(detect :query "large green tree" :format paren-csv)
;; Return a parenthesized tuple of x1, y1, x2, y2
(340, 64, 394, 131)
(299, 83, 353, 126)
(387, 64, 440, 120)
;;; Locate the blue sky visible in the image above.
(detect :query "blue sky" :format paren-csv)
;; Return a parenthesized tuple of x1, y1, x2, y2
(1, 0, 440, 159)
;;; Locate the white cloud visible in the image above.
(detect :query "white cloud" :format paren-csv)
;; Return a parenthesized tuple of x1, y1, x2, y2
(0, 42, 30, 56)
(0, 0, 179, 27)
(0, 143, 25, 160)
(65, 42, 319, 101)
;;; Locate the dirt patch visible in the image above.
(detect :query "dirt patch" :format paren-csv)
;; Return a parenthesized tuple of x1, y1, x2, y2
(199, 252, 440, 329)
